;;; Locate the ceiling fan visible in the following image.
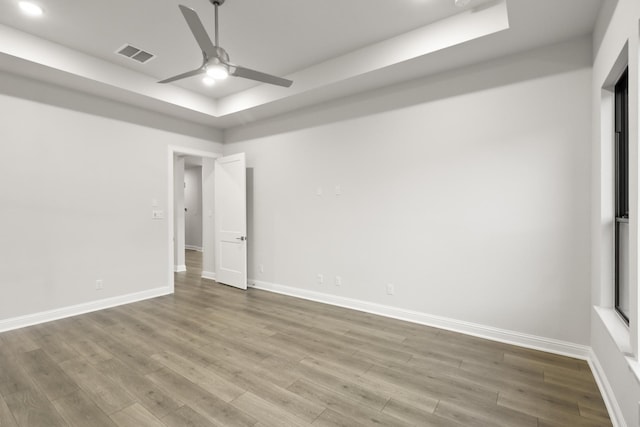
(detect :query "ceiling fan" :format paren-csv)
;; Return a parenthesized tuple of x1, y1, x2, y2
(159, 0, 293, 87)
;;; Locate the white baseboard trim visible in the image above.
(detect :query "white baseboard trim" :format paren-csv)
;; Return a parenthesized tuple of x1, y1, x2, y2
(588, 349, 626, 427)
(201, 271, 216, 281)
(250, 279, 591, 360)
(174, 265, 187, 272)
(185, 245, 203, 252)
(0, 286, 172, 334)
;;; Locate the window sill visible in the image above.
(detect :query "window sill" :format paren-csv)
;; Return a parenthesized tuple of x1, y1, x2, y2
(594, 306, 640, 384)
(595, 306, 632, 354)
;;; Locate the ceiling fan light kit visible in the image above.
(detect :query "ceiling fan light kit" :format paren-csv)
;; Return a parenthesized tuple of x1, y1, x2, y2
(159, 0, 293, 88)
(206, 62, 229, 80)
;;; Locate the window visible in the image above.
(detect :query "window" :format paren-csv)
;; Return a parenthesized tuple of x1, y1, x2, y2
(615, 67, 629, 323)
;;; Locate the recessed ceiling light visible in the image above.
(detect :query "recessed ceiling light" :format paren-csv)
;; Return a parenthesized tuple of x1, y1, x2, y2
(203, 77, 215, 86)
(18, 1, 43, 16)
(454, 0, 471, 7)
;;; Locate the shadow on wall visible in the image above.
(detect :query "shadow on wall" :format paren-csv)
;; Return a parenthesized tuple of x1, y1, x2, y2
(0, 67, 220, 142)
(224, 37, 592, 143)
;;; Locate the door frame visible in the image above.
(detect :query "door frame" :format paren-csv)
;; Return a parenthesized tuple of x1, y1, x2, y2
(167, 145, 222, 292)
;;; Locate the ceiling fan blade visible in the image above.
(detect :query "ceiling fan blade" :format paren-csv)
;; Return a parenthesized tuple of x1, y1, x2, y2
(159, 67, 205, 84)
(232, 66, 293, 87)
(178, 5, 217, 58)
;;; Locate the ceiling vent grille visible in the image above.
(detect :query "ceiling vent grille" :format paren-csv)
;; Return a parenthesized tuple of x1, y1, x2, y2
(116, 44, 155, 64)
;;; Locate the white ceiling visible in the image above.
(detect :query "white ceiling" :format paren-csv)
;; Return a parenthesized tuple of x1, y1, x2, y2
(0, 0, 604, 132)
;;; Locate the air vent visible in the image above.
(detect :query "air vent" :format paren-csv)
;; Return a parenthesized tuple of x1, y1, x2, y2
(116, 44, 155, 64)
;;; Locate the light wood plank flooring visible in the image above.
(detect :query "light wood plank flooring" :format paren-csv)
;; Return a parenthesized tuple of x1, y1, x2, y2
(0, 250, 612, 426)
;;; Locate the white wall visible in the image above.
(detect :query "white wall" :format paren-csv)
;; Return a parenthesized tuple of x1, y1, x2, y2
(224, 37, 592, 346)
(591, 0, 640, 426)
(184, 166, 203, 250)
(0, 71, 222, 325)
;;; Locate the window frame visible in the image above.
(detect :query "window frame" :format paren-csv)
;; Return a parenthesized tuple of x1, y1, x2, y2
(614, 66, 630, 324)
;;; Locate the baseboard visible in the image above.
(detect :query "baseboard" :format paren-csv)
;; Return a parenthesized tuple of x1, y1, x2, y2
(201, 271, 216, 281)
(588, 349, 626, 427)
(174, 265, 187, 272)
(250, 279, 591, 360)
(0, 286, 173, 334)
(185, 245, 203, 252)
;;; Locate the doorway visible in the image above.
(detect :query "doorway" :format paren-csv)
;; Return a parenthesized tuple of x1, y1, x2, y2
(167, 147, 248, 292)
(167, 147, 219, 293)
(183, 157, 204, 278)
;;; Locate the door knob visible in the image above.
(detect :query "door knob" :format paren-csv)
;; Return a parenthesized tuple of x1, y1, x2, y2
(236, 236, 246, 241)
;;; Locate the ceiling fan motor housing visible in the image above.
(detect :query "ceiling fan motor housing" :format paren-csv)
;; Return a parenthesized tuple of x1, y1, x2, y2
(211, 46, 229, 62)
(210, 0, 225, 6)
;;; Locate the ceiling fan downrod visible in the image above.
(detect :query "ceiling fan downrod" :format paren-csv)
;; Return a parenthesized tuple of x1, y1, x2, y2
(210, 0, 224, 47)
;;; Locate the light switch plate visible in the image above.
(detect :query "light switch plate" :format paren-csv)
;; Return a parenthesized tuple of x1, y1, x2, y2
(152, 210, 164, 219)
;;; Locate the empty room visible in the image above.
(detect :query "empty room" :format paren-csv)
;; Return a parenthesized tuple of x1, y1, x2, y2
(0, 0, 638, 425)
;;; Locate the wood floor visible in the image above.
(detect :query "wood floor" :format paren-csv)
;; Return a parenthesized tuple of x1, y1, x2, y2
(0, 251, 611, 426)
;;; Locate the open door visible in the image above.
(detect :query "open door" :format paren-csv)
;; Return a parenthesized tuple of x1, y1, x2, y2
(214, 153, 247, 289)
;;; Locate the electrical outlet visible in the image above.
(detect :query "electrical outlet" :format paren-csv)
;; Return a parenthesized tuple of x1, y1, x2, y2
(335, 276, 342, 286)
(96, 280, 103, 290)
(317, 274, 324, 285)
(386, 283, 395, 295)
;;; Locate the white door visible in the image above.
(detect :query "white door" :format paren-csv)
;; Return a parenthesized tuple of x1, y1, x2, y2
(214, 153, 247, 289)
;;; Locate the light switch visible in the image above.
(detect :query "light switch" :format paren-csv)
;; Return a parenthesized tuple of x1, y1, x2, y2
(335, 185, 342, 195)
(152, 210, 164, 219)
(151, 199, 159, 207)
